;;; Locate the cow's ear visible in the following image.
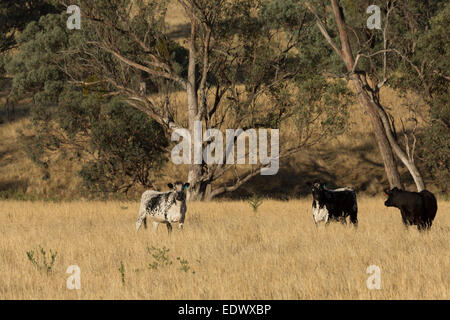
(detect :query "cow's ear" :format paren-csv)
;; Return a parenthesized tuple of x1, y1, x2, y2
(167, 183, 174, 189)
(183, 183, 190, 190)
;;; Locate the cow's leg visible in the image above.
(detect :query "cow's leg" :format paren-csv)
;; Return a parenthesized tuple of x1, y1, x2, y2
(152, 221, 159, 232)
(166, 223, 173, 235)
(417, 222, 430, 232)
(312, 203, 318, 227)
(418, 217, 432, 231)
(400, 210, 410, 230)
(349, 210, 358, 228)
(325, 215, 335, 226)
(179, 210, 186, 230)
(401, 217, 409, 229)
(338, 213, 347, 225)
(312, 211, 318, 227)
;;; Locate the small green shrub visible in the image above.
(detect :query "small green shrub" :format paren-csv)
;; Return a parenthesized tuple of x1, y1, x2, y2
(248, 194, 263, 213)
(177, 257, 195, 274)
(146, 246, 195, 274)
(26, 245, 57, 275)
(147, 246, 172, 270)
(118, 261, 125, 285)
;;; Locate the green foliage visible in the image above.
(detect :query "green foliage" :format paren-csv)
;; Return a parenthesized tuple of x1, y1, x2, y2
(77, 98, 168, 195)
(147, 246, 195, 274)
(26, 245, 57, 275)
(6, 13, 169, 196)
(418, 93, 450, 192)
(176, 257, 195, 274)
(412, 3, 450, 192)
(261, 0, 306, 31)
(0, 0, 60, 53)
(210, 0, 351, 140)
(147, 246, 172, 270)
(294, 77, 351, 141)
(387, 1, 450, 191)
(118, 261, 125, 285)
(389, 1, 449, 96)
(248, 193, 263, 213)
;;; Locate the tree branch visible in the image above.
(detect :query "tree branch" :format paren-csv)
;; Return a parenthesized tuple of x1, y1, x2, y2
(304, 1, 343, 59)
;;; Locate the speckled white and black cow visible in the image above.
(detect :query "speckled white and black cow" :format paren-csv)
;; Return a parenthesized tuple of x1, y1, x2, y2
(136, 181, 190, 234)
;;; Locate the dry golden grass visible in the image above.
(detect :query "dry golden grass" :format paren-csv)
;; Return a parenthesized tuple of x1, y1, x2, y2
(0, 198, 448, 299)
(165, 0, 189, 28)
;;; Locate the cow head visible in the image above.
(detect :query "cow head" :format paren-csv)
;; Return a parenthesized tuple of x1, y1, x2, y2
(310, 181, 326, 202)
(384, 187, 400, 207)
(168, 181, 190, 202)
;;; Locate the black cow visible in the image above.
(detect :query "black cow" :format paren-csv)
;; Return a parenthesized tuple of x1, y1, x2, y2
(384, 187, 437, 230)
(308, 182, 358, 227)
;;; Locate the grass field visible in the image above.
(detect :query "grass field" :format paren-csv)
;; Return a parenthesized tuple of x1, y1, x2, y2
(0, 0, 448, 301)
(0, 198, 448, 299)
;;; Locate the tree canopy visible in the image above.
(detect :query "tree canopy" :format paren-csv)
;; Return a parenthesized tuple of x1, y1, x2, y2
(7, 13, 169, 196)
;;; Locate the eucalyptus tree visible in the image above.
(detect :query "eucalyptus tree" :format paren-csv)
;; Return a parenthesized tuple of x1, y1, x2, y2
(300, 0, 449, 191)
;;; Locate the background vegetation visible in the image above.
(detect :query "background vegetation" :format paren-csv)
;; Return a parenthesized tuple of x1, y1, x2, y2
(0, 0, 448, 200)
